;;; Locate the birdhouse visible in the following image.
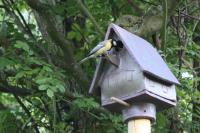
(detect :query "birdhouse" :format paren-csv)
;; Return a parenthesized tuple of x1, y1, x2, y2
(89, 23, 180, 113)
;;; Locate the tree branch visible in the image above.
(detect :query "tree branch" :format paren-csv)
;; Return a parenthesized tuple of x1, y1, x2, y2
(140, 0, 158, 6)
(161, 0, 168, 52)
(13, 94, 40, 133)
(118, 0, 180, 38)
(2, 81, 40, 133)
(53, 96, 57, 133)
(127, 0, 144, 16)
(7, 0, 54, 65)
(75, 0, 104, 36)
(180, 12, 200, 21)
(26, 0, 89, 88)
(0, 85, 32, 96)
(0, 5, 6, 8)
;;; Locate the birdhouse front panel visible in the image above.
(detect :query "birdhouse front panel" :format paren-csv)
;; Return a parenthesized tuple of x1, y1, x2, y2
(100, 47, 144, 106)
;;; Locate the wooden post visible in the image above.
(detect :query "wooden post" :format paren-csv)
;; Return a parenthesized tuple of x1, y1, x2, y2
(128, 119, 151, 133)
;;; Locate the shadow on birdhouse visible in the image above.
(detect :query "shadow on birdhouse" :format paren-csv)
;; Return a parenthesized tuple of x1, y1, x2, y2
(89, 23, 180, 113)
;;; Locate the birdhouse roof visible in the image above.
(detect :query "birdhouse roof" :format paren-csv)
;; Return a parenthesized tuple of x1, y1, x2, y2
(89, 23, 180, 94)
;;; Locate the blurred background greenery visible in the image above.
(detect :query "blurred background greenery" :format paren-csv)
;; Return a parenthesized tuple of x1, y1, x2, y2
(0, 0, 200, 132)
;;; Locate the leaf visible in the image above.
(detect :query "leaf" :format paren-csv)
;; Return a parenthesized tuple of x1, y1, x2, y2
(38, 85, 49, 90)
(67, 31, 76, 39)
(47, 89, 54, 98)
(53, 3, 66, 14)
(0, 57, 14, 68)
(43, 66, 53, 72)
(56, 84, 65, 93)
(36, 77, 52, 84)
(75, 32, 82, 41)
(72, 97, 99, 109)
(29, 57, 44, 65)
(14, 41, 29, 51)
(15, 71, 26, 79)
(27, 24, 36, 29)
(14, 41, 33, 55)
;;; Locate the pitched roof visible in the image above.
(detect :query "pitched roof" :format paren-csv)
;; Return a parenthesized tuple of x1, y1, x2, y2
(89, 23, 180, 94)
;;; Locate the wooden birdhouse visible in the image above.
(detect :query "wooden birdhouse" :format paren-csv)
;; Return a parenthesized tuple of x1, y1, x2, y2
(89, 23, 180, 113)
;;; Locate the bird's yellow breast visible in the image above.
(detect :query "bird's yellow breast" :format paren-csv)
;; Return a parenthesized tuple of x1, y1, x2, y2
(95, 41, 112, 56)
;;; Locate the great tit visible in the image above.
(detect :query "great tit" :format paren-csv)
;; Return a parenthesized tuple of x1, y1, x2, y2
(78, 39, 121, 65)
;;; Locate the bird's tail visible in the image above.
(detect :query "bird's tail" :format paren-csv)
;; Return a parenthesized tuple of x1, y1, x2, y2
(77, 55, 95, 65)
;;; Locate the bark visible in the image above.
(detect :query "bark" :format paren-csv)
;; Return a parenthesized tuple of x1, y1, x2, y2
(0, 85, 32, 96)
(116, 0, 180, 37)
(192, 22, 200, 132)
(26, 0, 89, 89)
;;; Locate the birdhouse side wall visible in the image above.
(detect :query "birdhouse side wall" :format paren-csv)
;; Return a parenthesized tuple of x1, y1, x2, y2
(144, 77, 177, 102)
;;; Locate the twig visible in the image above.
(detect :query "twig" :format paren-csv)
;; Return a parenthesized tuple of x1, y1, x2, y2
(13, 94, 40, 133)
(25, 99, 47, 113)
(75, 0, 104, 36)
(56, 101, 62, 121)
(172, 10, 184, 78)
(73, 24, 91, 45)
(110, 97, 130, 107)
(0, 5, 6, 8)
(140, 0, 158, 6)
(60, 96, 102, 120)
(2, 0, 27, 33)
(8, 0, 54, 65)
(127, 0, 144, 15)
(26, 0, 89, 88)
(192, 21, 199, 32)
(9, 0, 34, 38)
(0, 80, 39, 132)
(21, 117, 32, 131)
(180, 12, 200, 21)
(53, 96, 57, 133)
(161, 0, 168, 53)
(0, 85, 32, 96)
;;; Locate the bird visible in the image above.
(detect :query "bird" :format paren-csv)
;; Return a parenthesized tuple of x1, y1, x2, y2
(78, 39, 122, 65)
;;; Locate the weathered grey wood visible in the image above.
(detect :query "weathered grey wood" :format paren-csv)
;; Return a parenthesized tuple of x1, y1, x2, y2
(89, 23, 179, 112)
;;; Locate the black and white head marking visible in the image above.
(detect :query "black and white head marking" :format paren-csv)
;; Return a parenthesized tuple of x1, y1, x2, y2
(112, 40, 117, 47)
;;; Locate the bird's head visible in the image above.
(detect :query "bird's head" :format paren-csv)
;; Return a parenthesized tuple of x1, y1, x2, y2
(111, 39, 117, 47)
(111, 39, 123, 48)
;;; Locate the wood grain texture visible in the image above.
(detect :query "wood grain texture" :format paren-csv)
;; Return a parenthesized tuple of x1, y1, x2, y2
(128, 119, 151, 133)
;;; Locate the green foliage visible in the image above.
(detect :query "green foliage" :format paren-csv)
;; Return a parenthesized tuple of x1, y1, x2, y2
(0, 110, 22, 133)
(153, 113, 170, 133)
(72, 97, 100, 110)
(14, 41, 33, 55)
(35, 65, 66, 97)
(0, 0, 200, 132)
(0, 57, 15, 69)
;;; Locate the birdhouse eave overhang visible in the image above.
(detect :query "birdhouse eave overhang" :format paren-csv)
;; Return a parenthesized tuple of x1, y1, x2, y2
(89, 23, 180, 94)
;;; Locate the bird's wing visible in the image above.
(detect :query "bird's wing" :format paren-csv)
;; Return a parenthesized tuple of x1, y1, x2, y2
(88, 41, 105, 56)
